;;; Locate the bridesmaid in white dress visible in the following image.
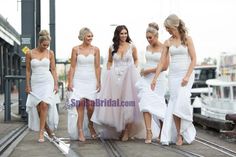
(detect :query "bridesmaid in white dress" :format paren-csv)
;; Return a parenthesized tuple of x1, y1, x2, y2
(151, 14, 197, 146)
(92, 25, 144, 141)
(67, 27, 101, 141)
(136, 22, 168, 144)
(25, 30, 59, 143)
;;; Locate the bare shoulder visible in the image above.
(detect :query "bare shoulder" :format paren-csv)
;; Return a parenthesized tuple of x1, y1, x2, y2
(93, 46, 100, 52)
(25, 50, 31, 58)
(48, 50, 55, 59)
(164, 39, 171, 47)
(186, 36, 194, 45)
(72, 45, 79, 51)
(186, 36, 193, 42)
(130, 43, 137, 50)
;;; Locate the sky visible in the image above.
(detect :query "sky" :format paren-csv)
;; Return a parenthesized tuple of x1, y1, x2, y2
(0, 0, 236, 64)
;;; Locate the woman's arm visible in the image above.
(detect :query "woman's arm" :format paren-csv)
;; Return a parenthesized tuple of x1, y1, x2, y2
(182, 36, 196, 86)
(67, 47, 77, 91)
(141, 45, 169, 76)
(132, 45, 138, 67)
(49, 50, 58, 93)
(94, 46, 101, 91)
(151, 40, 169, 90)
(25, 50, 31, 94)
(107, 47, 113, 70)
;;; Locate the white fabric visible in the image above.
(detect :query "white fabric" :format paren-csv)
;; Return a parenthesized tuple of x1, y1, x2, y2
(160, 45, 196, 145)
(67, 49, 97, 140)
(135, 51, 168, 138)
(73, 53, 97, 100)
(26, 57, 59, 131)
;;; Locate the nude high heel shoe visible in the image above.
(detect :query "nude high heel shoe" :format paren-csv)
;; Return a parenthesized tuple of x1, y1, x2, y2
(121, 129, 129, 142)
(38, 129, 45, 143)
(88, 123, 97, 139)
(176, 134, 183, 146)
(145, 128, 152, 144)
(78, 129, 86, 142)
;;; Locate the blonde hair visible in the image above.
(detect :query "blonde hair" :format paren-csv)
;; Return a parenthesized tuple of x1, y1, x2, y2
(164, 14, 188, 45)
(78, 27, 93, 41)
(146, 22, 159, 38)
(38, 30, 51, 43)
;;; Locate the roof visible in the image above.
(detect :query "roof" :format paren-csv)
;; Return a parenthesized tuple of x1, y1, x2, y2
(0, 14, 20, 45)
(206, 79, 236, 86)
(195, 65, 217, 69)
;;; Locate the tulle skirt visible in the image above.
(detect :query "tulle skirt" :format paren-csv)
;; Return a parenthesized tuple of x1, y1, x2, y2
(92, 65, 145, 139)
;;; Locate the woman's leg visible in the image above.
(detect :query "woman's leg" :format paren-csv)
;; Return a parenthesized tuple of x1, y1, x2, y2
(143, 112, 152, 144)
(77, 98, 85, 141)
(158, 120, 163, 142)
(37, 102, 48, 142)
(45, 122, 55, 138)
(173, 115, 183, 145)
(86, 99, 97, 139)
(121, 123, 132, 141)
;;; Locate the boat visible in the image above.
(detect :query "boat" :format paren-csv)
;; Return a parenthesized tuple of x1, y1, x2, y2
(191, 65, 216, 104)
(193, 53, 236, 131)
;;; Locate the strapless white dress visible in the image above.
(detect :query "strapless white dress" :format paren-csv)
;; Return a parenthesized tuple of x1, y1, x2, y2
(26, 57, 59, 131)
(160, 45, 196, 145)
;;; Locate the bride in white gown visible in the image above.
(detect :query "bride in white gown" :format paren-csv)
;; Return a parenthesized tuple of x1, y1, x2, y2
(92, 25, 145, 141)
(151, 14, 197, 146)
(25, 30, 59, 143)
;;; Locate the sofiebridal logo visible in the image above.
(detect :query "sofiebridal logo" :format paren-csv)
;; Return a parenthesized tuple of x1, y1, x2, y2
(65, 98, 135, 109)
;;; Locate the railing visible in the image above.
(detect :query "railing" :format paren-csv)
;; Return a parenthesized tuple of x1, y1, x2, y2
(4, 75, 26, 122)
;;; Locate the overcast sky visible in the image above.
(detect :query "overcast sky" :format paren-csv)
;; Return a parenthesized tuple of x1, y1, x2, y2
(1, 0, 236, 64)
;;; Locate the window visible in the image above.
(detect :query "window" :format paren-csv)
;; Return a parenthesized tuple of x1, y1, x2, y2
(223, 87, 230, 99)
(233, 86, 236, 100)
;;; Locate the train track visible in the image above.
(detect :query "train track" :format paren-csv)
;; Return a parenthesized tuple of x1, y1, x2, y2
(98, 137, 127, 157)
(151, 142, 203, 157)
(0, 124, 28, 157)
(195, 136, 236, 157)
(47, 135, 127, 157)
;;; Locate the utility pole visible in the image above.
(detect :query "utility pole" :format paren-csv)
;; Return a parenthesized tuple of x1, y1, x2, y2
(50, 0, 56, 60)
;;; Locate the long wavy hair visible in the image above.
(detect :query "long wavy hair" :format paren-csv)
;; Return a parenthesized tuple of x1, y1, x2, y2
(164, 14, 188, 45)
(112, 25, 132, 56)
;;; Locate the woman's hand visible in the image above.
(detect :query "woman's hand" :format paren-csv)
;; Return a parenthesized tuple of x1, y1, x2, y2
(181, 76, 189, 86)
(67, 83, 73, 91)
(140, 68, 145, 76)
(151, 78, 157, 91)
(140, 68, 149, 77)
(96, 82, 101, 92)
(54, 84, 59, 94)
(25, 85, 31, 94)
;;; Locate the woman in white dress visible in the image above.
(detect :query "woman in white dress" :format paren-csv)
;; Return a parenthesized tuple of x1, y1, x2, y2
(25, 30, 59, 143)
(151, 14, 197, 146)
(92, 25, 144, 141)
(136, 22, 168, 144)
(67, 27, 101, 141)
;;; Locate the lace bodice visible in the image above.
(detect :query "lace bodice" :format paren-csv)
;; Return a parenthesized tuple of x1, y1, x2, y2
(111, 44, 135, 79)
(112, 44, 134, 67)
